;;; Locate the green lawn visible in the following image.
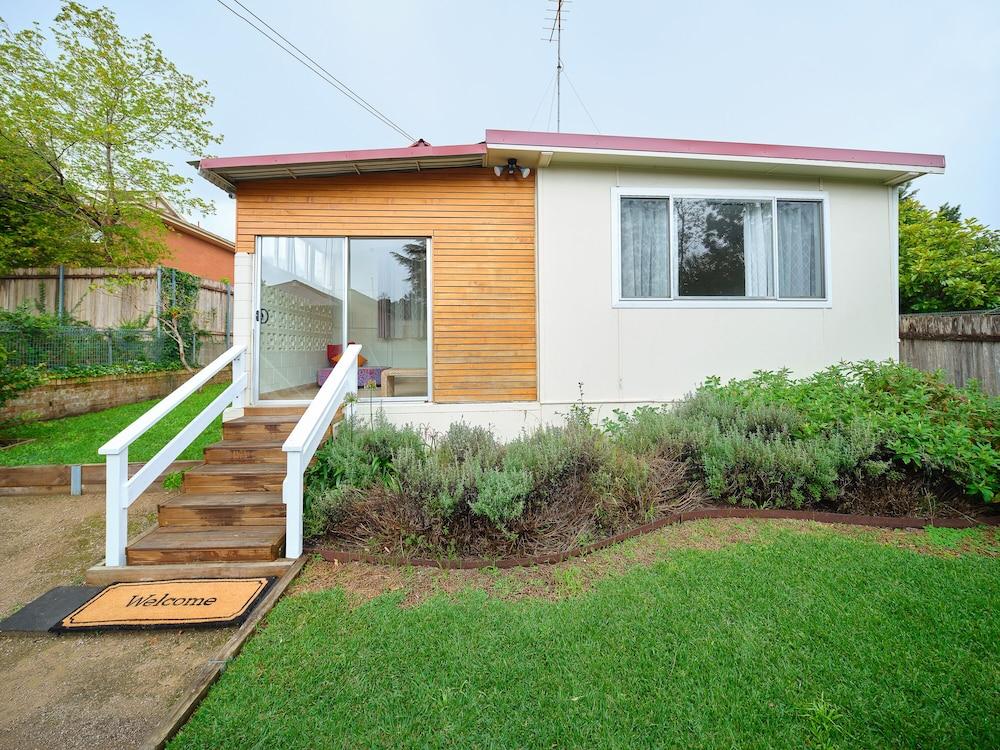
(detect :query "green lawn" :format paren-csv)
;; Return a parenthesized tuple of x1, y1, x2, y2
(171, 523, 1000, 749)
(0, 383, 227, 465)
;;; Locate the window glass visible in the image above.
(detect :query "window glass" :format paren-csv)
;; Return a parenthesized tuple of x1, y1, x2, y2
(349, 238, 428, 398)
(675, 198, 773, 297)
(778, 201, 824, 298)
(620, 198, 669, 298)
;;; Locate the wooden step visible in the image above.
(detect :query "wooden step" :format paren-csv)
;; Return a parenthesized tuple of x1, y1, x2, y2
(204, 440, 286, 464)
(222, 415, 302, 441)
(125, 525, 285, 565)
(158, 492, 285, 527)
(244, 405, 307, 417)
(183, 463, 285, 494)
(86, 558, 296, 584)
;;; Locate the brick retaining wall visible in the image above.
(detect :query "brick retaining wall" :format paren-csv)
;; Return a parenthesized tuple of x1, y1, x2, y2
(2, 367, 232, 422)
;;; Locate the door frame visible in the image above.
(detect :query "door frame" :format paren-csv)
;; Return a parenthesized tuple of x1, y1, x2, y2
(251, 235, 433, 406)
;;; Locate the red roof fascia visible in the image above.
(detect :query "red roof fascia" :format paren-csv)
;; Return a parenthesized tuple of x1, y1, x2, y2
(485, 129, 945, 169)
(199, 143, 486, 170)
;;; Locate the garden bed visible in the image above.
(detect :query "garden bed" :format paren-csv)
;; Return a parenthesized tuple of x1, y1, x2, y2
(312, 506, 1000, 569)
(305, 362, 999, 561)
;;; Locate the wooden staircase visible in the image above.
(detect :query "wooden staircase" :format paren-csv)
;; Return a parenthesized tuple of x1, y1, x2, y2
(86, 407, 323, 583)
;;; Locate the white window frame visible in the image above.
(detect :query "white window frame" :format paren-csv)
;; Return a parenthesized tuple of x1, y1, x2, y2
(611, 186, 832, 309)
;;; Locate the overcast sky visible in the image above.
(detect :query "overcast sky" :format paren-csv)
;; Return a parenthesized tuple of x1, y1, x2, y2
(5, 0, 999, 240)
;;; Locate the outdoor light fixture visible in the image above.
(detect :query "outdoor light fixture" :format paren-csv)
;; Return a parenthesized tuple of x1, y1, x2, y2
(494, 158, 530, 178)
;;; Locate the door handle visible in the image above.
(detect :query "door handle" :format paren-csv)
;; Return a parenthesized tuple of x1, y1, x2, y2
(256, 308, 270, 324)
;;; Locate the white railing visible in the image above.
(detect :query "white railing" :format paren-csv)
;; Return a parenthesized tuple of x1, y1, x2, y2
(281, 344, 360, 557)
(98, 345, 248, 567)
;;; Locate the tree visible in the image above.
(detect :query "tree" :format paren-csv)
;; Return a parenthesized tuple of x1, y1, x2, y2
(0, 2, 221, 272)
(898, 188, 1000, 313)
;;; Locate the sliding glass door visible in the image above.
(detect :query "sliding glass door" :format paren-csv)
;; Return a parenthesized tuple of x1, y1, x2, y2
(349, 239, 428, 399)
(254, 236, 428, 402)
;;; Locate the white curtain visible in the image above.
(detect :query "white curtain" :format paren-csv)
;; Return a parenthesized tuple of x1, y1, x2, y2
(743, 201, 773, 297)
(778, 201, 823, 298)
(620, 198, 669, 297)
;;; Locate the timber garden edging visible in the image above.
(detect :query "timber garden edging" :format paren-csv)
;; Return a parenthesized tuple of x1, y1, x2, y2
(0, 459, 202, 496)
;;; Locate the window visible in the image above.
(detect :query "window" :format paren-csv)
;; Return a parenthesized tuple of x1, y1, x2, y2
(620, 198, 670, 299)
(613, 189, 828, 306)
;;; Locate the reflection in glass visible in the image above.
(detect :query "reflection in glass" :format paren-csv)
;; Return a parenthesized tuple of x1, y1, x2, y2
(676, 198, 773, 297)
(349, 239, 428, 398)
(257, 237, 346, 400)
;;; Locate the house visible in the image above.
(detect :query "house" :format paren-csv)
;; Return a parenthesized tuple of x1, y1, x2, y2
(91, 129, 944, 579)
(197, 129, 944, 435)
(156, 200, 236, 283)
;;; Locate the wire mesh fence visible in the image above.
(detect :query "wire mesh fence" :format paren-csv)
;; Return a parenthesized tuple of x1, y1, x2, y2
(0, 326, 223, 371)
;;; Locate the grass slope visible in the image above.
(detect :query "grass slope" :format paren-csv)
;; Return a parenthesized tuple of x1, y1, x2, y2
(0, 383, 226, 466)
(171, 526, 1000, 749)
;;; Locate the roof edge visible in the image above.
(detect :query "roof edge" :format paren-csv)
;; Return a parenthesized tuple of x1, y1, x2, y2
(485, 129, 945, 171)
(199, 143, 486, 171)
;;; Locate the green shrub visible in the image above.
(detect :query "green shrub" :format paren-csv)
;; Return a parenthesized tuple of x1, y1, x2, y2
(505, 420, 604, 497)
(589, 447, 650, 511)
(435, 421, 501, 466)
(303, 415, 424, 535)
(303, 485, 355, 539)
(393, 444, 485, 520)
(0, 343, 42, 428)
(611, 361, 999, 505)
(471, 467, 532, 527)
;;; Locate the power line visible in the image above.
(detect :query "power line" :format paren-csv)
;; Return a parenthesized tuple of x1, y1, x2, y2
(215, 0, 415, 142)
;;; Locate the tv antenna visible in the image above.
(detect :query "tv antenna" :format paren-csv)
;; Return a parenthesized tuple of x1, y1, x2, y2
(544, 0, 567, 132)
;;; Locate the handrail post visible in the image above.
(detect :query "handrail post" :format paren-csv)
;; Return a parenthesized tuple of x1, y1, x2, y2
(232, 347, 246, 409)
(348, 358, 358, 419)
(105, 447, 129, 567)
(284, 453, 304, 558)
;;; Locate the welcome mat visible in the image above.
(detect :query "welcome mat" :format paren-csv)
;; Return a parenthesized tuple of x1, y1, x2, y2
(53, 577, 276, 632)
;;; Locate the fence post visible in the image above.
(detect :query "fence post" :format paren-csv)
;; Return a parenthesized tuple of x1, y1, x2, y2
(105, 448, 129, 567)
(57, 265, 65, 319)
(155, 266, 162, 333)
(225, 282, 232, 347)
(106, 330, 113, 365)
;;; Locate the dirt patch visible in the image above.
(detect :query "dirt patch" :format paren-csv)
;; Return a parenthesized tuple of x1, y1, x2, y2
(294, 518, 1000, 610)
(0, 490, 160, 618)
(294, 518, 768, 607)
(0, 491, 229, 750)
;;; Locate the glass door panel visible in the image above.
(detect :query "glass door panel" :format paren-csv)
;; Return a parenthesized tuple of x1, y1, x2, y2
(256, 237, 346, 401)
(348, 238, 428, 399)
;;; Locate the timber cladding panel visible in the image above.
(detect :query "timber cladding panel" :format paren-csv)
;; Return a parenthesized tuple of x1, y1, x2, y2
(235, 167, 536, 403)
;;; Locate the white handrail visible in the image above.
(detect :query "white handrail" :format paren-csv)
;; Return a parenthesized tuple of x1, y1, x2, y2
(99, 344, 247, 567)
(281, 344, 360, 557)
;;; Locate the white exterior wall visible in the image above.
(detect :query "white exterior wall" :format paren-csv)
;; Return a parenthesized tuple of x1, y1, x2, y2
(536, 165, 899, 411)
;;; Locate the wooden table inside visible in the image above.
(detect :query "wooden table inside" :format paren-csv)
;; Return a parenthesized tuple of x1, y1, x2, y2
(380, 368, 427, 397)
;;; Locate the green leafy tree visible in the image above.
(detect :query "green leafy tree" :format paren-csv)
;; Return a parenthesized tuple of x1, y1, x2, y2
(0, 2, 221, 272)
(898, 188, 1000, 313)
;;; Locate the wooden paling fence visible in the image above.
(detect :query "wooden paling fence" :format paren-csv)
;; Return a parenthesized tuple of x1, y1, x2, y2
(0, 266, 231, 335)
(899, 311, 1000, 394)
